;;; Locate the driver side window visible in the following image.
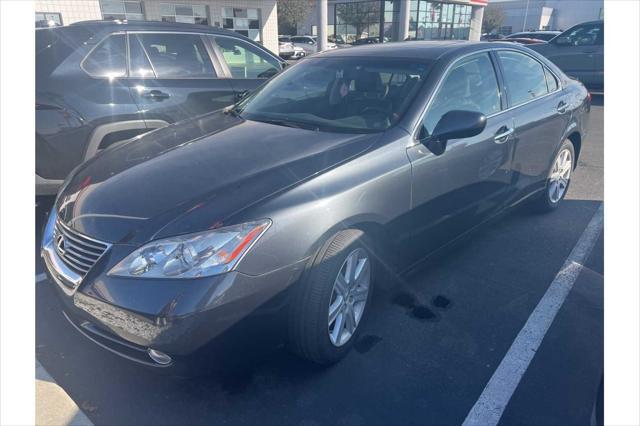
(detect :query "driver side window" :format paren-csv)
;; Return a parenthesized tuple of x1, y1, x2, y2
(556, 24, 602, 46)
(424, 53, 501, 135)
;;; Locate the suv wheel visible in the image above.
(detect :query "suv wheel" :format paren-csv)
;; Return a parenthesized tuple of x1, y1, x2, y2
(289, 229, 373, 364)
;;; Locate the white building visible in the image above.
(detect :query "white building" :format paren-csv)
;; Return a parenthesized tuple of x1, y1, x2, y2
(487, 0, 604, 34)
(35, 0, 280, 54)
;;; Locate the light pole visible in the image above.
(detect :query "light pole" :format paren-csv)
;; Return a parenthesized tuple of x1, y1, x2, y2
(317, 0, 328, 51)
(522, 0, 530, 32)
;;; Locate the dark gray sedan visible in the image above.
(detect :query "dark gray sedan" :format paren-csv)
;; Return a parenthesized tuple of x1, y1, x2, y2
(41, 41, 590, 370)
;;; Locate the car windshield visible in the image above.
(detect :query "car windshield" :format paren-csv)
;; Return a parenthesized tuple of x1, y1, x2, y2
(235, 57, 431, 133)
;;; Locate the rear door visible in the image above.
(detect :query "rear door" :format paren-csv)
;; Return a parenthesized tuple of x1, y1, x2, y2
(127, 31, 236, 125)
(38, 30, 145, 180)
(495, 49, 571, 196)
(406, 52, 515, 258)
(208, 35, 283, 98)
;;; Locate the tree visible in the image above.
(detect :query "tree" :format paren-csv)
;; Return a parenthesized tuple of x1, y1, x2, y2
(278, 0, 314, 35)
(482, 6, 505, 34)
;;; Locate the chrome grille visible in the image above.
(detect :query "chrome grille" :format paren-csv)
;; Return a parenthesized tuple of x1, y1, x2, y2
(53, 220, 110, 276)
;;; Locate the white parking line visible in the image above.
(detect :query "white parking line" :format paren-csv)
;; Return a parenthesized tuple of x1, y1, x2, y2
(462, 203, 604, 426)
(36, 273, 48, 283)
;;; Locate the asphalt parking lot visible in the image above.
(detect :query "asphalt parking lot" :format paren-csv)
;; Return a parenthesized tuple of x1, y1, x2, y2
(35, 97, 603, 425)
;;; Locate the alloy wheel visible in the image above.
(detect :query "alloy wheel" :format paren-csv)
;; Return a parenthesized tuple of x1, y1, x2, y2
(548, 148, 573, 203)
(327, 248, 371, 347)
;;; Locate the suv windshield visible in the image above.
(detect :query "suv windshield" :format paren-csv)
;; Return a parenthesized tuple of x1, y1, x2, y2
(235, 57, 431, 133)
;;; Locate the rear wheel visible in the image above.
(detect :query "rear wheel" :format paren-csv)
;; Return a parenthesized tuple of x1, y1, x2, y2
(531, 140, 575, 212)
(289, 230, 373, 364)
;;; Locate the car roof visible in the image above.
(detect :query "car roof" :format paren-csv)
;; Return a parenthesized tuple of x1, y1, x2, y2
(68, 19, 239, 36)
(511, 30, 560, 34)
(313, 40, 494, 61)
(570, 20, 604, 27)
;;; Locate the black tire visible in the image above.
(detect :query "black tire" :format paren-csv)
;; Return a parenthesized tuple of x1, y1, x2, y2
(530, 139, 575, 213)
(288, 229, 374, 365)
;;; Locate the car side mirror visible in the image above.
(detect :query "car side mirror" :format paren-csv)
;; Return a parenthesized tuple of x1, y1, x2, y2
(554, 36, 572, 46)
(419, 110, 487, 155)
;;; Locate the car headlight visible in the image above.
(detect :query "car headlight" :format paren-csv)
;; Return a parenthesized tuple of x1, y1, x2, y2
(108, 220, 271, 279)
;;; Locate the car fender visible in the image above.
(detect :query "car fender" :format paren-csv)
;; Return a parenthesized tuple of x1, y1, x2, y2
(232, 131, 414, 276)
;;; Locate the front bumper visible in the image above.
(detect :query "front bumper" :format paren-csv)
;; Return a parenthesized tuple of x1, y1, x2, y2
(42, 222, 308, 367)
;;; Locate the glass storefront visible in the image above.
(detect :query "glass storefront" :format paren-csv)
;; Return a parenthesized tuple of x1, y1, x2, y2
(410, 0, 472, 40)
(335, 0, 383, 43)
(333, 0, 472, 43)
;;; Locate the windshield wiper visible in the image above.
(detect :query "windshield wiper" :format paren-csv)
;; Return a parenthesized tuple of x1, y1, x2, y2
(250, 117, 320, 131)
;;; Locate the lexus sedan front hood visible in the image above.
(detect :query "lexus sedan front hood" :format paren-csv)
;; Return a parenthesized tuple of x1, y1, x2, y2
(55, 111, 379, 245)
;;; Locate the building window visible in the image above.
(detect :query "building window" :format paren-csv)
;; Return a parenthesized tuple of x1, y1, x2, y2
(498, 26, 513, 35)
(100, 0, 144, 21)
(410, 1, 472, 40)
(335, 0, 390, 44)
(159, 3, 208, 25)
(222, 8, 261, 42)
(35, 12, 63, 27)
(383, 0, 400, 41)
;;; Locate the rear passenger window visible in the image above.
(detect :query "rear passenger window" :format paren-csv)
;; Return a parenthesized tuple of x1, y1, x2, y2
(498, 51, 549, 106)
(133, 33, 215, 78)
(82, 34, 127, 78)
(544, 68, 558, 92)
(425, 53, 501, 134)
(128, 35, 155, 78)
(213, 36, 281, 79)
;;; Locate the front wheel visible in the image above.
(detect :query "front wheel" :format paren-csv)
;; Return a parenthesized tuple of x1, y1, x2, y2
(288, 230, 373, 364)
(531, 140, 575, 212)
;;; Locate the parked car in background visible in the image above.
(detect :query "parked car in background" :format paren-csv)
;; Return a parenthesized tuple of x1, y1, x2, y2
(528, 21, 603, 90)
(506, 31, 561, 41)
(36, 20, 285, 195)
(42, 41, 590, 370)
(278, 36, 306, 59)
(328, 34, 352, 48)
(290, 35, 338, 55)
(481, 33, 505, 41)
(495, 37, 546, 45)
(351, 37, 390, 46)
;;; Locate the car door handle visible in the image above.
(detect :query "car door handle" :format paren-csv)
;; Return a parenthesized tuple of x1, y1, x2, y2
(557, 101, 568, 114)
(141, 90, 170, 100)
(494, 127, 514, 144)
